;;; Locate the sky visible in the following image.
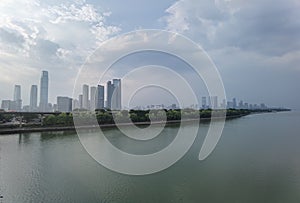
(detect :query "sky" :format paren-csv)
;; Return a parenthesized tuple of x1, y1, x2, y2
(0, 0, 299, 109)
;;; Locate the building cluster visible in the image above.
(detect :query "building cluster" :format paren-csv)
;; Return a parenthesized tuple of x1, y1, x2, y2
(1, 70, 269, 113)
(0, 70, 122, 113)
(131, 97, 268, 111)
(71, 79, 121, 112)
(1, 71, 49, 112)
(201, 96, 268, 110)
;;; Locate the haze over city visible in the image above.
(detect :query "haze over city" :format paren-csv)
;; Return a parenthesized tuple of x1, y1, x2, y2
(0, 0, 299, 109)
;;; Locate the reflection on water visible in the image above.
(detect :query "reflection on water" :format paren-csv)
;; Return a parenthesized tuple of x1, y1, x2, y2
(1, 111, 300, 203)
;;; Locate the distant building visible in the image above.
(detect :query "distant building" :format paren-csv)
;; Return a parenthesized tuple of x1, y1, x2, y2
(221, 99, 227, 109)
(260, 103, 267, 109)
(227, 101, 233, 109)
(95, 85, 104, 109)
(30, 85, 38, 111)
(53, 104, 58, 112)
(112, 79, 121, 110)
(82, 84, 89, 110)
(78, 94, 83, 109)
(232, 98, 237, 109)
(1, 100, 13, 111)
(57, 96, 72, 112)
(47, 103, 53, 112)
(72, 99, 79, 110)
(210, 96, 218, 109)
(23, 105, 30, 112)
(39, 71, 49, 112)
(106, 81, 115, 109)
(238, 100, 244, 109)
(90, 86, 96, 110)
(13, 85, 22, 111)
(202, 97, 207, 109)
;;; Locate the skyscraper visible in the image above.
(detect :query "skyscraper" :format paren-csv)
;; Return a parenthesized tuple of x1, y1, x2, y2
(90, 86, 96, 110)
(39, 71, 49, 112)
(30, 85, 38, 111)
(112, 79, 121, 110)
(82, 84, 89, 110)
(78, 94, 83, 109)
(13, 85, 22, 111)
(95, 85, 104, 109)
(106, 81, 115, 109)
(232, 98, 237, 109)
(201, 97, 207, 109)
(210, 96, 218, 109)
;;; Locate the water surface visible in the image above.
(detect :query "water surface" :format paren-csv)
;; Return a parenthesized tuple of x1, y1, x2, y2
(1, 111, 300, 202)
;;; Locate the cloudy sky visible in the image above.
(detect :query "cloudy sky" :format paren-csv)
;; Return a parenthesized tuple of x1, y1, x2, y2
(0, 0, 299, 109)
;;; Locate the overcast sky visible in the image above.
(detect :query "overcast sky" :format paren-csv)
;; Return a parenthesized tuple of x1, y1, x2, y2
(0, 0, 299, 109)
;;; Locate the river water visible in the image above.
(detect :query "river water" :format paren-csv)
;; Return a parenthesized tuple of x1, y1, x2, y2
(1, 111, 300, 202)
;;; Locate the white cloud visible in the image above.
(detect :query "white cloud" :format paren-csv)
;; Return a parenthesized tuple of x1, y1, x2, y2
(164, 0, 189, 33)
(0, 0, 121, 104)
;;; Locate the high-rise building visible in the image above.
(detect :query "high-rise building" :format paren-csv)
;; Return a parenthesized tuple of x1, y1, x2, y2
(221, 99, 227, 109)
(106, 81, 115, 109)
(30, 85, 38, 111)
(227, 101, 233, 109)
(210, 96, 218, 109)
(201, 97, 207, 109)
(14, 85, 21, 101)
(39, 71, 49, 112)
(82, 84, 89, 110)
(57, 96, 72, 112)
(232, 98, 237, 109)
(72, 99, 79, 110)
(78, 94, 83, 109)
(112, 79, 121, 110)
(238, 100, 244, 109)
(90, 86, 96, 110)
(13, 85, 22, 111)
(95, 85, 104, 109)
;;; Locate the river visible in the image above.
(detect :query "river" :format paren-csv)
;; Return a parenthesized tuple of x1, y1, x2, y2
(1, 111, 300, 202)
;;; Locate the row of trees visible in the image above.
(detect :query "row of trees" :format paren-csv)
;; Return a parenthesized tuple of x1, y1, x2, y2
(42, 109, 251, 127)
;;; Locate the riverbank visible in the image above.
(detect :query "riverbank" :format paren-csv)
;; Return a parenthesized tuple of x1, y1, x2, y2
(0, 114, 247, 135)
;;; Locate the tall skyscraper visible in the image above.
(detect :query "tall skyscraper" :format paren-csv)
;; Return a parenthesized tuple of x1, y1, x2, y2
(106, 81, 115, 109)
(82, 84, 89, 110)
(30, 85, 38, 111)
(112, 79, 121, 110)
(90, 86, 96, 110)
(13, 85, 22, 111)
(39, 71, 49, 112)
(95, 85, 104, 109)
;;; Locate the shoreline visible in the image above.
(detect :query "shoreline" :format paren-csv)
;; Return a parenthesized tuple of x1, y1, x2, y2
(0, 114, 247, 135)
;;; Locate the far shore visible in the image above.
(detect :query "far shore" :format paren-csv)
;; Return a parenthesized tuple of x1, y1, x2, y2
(0, 114, 247, 135)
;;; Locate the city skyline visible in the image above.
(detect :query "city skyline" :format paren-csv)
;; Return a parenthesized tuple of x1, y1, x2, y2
(0, 0, 299, 110)
(0, 70, 281, 112)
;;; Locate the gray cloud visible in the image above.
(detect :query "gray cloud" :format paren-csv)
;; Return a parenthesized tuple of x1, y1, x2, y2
(0, 28, 25, 47)
(163, 0, 300, 109)
(164, 0, 300, 56)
